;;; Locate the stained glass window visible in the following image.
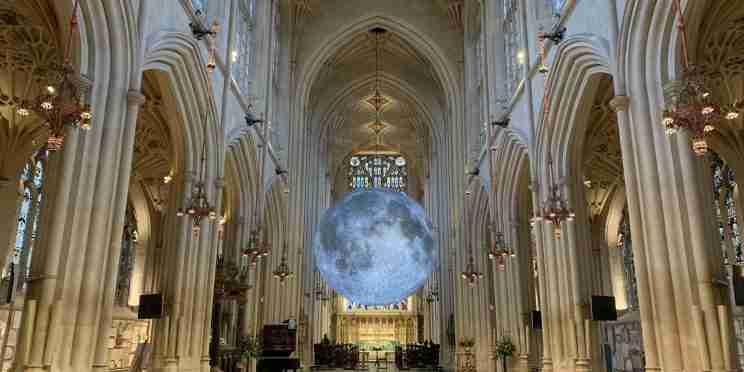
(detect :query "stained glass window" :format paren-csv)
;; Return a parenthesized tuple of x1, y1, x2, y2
(8, 154, 45, 297)
(115, 203, 138, 307)
(552, 0, 567, 14)
(271, 0, 281, 88)
(192, 0, 207, 13)
(618, 208, 639, 311)
(503, 0, 521, 96)
(348, 154, 407, 193)
(710, 151, 742, 264)
(344, 297, 411, 312)
(232, 0, 255, 96)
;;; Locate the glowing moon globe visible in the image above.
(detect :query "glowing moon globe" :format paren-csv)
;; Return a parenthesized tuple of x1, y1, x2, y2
(313, 189, 437, 305)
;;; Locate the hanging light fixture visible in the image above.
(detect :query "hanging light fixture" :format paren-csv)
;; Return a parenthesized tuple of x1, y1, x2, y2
(312, 274, 330, 302)
(366, 26, 389, 151)
(14, 0, 93, 151)
(176, 111, 217, 238)
(540, 156, 574, 239)
(273, 241, 293, 285)
(461, 252, 483, 287)
(661, 0, 740, 156)
(370, 27, 387, 116)
(242, 120, 272, 266)
(460, 204, 483, 287)
(487, 228, 515, 260)
(243, 226, 268, 266)
(425, 284, 440, 304)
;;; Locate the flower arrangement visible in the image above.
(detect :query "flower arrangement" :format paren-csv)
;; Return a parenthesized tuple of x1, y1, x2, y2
(459, 338, 475, 350)
(495, 337, 516, 359)
(240, 336, 262, 360)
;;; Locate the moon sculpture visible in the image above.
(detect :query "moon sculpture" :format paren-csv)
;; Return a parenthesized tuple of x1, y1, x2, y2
(313, 189, 437, 305)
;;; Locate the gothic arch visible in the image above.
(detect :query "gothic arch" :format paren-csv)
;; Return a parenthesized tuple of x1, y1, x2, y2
(535, 35, 612, 192)
(143, 32, 221, 182)
(296, 15, 460, 138)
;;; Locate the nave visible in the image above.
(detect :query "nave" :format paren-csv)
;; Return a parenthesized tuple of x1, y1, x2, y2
(1, 1, 744, 372)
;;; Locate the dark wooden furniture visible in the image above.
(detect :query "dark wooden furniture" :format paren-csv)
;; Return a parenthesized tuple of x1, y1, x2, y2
(312, 339, 360, 370)
(395, 342, 440, 370)
(256, 324, 300, 372)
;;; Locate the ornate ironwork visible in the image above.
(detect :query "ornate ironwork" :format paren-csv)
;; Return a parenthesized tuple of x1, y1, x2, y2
(540, 156, 574, 239)
(273, 242, 293, 284)
(460, 253, 483, 287)
(1, 1, 92, 150)
(661, 0, 741, 156)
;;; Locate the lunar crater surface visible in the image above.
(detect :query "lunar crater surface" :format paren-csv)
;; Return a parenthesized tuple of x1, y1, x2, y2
(313, 189, 437, 305)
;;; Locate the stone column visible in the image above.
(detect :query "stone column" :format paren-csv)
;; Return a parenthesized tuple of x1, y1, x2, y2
(204, 176, 226, 371)
(15, 128, 80, 372)
(92, 89, 146, 372)
(532, 216, 554, 372)
(609, 93, 661, 372)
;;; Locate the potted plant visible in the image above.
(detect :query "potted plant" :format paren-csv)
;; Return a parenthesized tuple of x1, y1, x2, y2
(458, 338, 475, 353)
(240, 336, 262, 365)
(495, 337, 516, 372)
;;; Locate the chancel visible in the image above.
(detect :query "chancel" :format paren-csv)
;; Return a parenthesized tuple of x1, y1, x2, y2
(1, 1, 744, 372)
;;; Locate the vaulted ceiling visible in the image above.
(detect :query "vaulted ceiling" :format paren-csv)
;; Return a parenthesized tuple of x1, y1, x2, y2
(291, 0, 461, 201)
(582, 76, 622, 217)
(132, 72, 175, 212)
(695, 0, 744, 162)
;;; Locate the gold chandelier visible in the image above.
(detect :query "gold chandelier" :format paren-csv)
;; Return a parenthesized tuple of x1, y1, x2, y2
(243, 225, 270, 267)
(461, 252, 483, 287)
(487, 230, 515, 260)
(540, 156, 574, 239)
(425, 285, 439, 304)
(242, 120, 272, 266)
(6, 0, 92, 151)
(176, 112, 217, 238)
(273, 242, 293, 285)
(661, 0, 740, 156)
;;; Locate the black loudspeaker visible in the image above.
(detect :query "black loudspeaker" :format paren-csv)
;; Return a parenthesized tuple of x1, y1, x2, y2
(531, 310, 542, 329)
(591, 295, 618, 321)
(733, 266, 744, 306)
(138, 293, 163, 319)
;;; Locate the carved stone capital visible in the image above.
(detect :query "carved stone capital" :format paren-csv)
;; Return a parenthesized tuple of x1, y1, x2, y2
(127, 90, 147, 106)
(609, 95, 630, 112)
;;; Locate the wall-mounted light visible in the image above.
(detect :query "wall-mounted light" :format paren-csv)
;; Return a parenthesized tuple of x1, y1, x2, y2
(516, 49, 526, 65)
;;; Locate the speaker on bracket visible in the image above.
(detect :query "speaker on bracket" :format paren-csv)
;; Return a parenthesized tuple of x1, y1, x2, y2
(591, 295, 618, 321)
(138, 293, 163, 319)
(531, 310, 542, 329)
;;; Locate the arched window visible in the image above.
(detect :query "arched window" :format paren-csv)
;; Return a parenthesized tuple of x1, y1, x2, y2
(552, 0, 567, 15)
(115, 203, 138, 307)
(710, 152, 742, 264)
(232, 0, 256, 96)
(344, 297, 411, 312)
(192, 0, 207, 13)
(503, 0, 521, 96)
(271, 0, 281, 88)
(8, 154, 45, 297)
(348, 154, 408, 193)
